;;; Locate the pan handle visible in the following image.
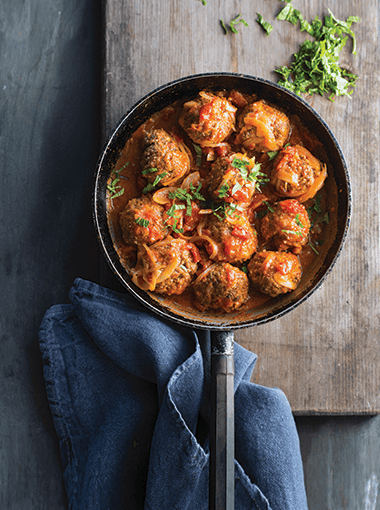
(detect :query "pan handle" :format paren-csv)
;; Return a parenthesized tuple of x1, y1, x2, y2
(209, 330, 235, 510)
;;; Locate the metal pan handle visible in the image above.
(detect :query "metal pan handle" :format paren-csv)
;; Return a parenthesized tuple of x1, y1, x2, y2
(209, 330, 235, 510)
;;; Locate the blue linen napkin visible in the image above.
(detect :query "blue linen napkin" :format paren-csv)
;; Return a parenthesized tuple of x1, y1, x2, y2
(39, 278, 308, 510)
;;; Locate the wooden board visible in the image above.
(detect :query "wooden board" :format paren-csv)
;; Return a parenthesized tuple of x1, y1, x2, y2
(102, 0, 380, 414)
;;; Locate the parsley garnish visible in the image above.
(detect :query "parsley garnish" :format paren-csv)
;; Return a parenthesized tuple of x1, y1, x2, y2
(275, 8, 360, 100)
(221, 14, 249, 34)
(201, 0, 207, 5)
(282, 229, 303, 237)
(263, 201, 274, 213)
(142, 167, 158, 175)
(267, 150, 279, 161)
(218, 183, 230, 198)
(107, 178, 125, 201)
(295, 213, 305, 228)
(193, 144, 202, 166)
(142, 172, 168, 194)
(309, 240, 319, 255)
(256, 13, 273, 36)
(172, 218, 184, 234)
(135, 217, 150, 228)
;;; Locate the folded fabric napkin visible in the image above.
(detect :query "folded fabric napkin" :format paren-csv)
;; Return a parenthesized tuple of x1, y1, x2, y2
(39, 278, 308, 510)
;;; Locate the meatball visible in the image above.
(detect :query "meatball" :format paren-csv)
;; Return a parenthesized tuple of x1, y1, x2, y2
(260, 199, 310, 254)
(119, 196, 168, 246)
(271, 145, 327, 202)
(141, 128, 190, 187)
(131, 237, 200, 295)
(206, 153, 259, 206)
(193, 262, 249, 312)
(248, 251, 302, 297)
(201, 210, 258, 263)
(179, 91, 237, 147)
(235, 100, 290, 152)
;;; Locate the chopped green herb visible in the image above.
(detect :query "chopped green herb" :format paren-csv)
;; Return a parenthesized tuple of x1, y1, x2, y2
(275, 8, 360, 100)
(193, 144, 202, 166)
(241, 265, 248, 274)
(142, 167, 158, 175)
(189, 183, 205, 201)
(277, 3, 302, 25)
(309, 240, 319, 254)
(107, 178, 125, 201)
(142, 172, 168, 194)
(166, 203, 186, 218)
(263, 201, 274, 213)
(220, 19, 228, 34)
(135, 217, 150, 228)
(201, 0, 207, 5)
(267, 150, 279, 161)
(218, 183, 230, 198)
(256, 13, 273, 36)
(282, 229, 303, 236)
(321, 212, 329, 224)
(295, 213, 305, 228)
(231, 157, 250, 171)
(230, 14, 249, 33)
(172, 218, 184, 234)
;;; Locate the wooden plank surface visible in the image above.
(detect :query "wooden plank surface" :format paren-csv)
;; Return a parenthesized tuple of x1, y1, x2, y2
(102, 0, 380, 414)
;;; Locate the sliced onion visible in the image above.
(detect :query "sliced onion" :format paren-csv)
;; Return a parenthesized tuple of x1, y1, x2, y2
(261, 253, 276, 276)
(152, 187, 176, 204)
(194, 264, 215, 284)
(274, 272, 298, 290)
(272, 169, 299, 186)
(244, 117, 277, 151)
(297, 165, 327, 203)
(181, 171, 200, 190)
(156, 253, 180, 283)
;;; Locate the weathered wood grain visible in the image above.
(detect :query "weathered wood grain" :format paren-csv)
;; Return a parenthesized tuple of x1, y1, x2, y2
(102, 0, 380, 414)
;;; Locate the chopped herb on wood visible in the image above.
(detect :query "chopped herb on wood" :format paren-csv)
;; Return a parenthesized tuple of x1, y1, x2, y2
(275, 7, 360, 100)
(256, 13, 273, 36)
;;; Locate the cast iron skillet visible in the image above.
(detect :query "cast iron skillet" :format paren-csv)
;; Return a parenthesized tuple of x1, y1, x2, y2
(93, 73, 351, 510)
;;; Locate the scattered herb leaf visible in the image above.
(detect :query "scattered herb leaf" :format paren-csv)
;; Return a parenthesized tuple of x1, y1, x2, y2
(282, 229, 303, 236)
(295, 213, 305, 228)
(263, 201, 274, 213)
(309, 240, 319, 254)
(220, 19, 228, 34)
(256, 13, 273, 35)
(193, 144, 202, 166)
(230, 14, 249, 33)
(267, 150, 279, 161)
(142, 167, 158, 175)
(218, 183, 230, 198)
(135, 217, 150, 228)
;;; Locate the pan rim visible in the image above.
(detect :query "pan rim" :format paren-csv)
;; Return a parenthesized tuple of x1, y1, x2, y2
(93, 72, 351, 331)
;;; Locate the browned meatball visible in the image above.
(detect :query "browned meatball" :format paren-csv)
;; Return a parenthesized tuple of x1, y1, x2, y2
(271, 145, 327, 202)
(235, 100, 290, 152)
(179, 91, 237, 147)
(260, 199, 310, 254)
(193, 262, 249, 312)
(248, 251, 302, 297)
(141, 128, 190, 188)
(206, 153, 259, 206)
(201, 210, 258, 263)
(119, 196, 168, 246)
(131, 237, 200, 295)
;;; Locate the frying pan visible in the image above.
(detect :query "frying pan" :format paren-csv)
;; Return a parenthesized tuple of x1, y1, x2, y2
(93, 73, 351, 510)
